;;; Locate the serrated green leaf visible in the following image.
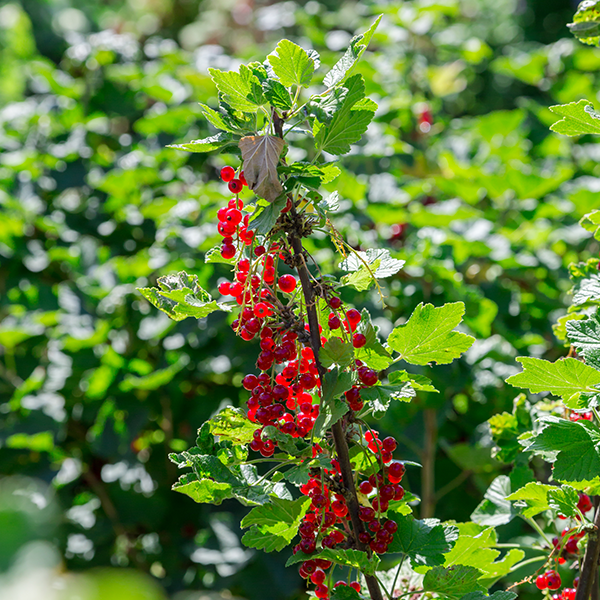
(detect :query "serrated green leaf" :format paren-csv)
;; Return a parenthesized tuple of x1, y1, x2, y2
(137, 271, 231, 322)
(323, 15, 382, 87)
(208, 407, 256, 445)
(278, 162, 341, 185)
(339, 248, 404, 291)
(549, 100, 600, 136)
(387, 302, 475, 366)
(262, 425, 309, 456)
(240, 496, 310, 552)
(389, 370, 438, 393)
(568, 1, 600, 46)
(268, 39, 315, 87)
(330, 586, 362, 600)
(248, 195, 288, 235)
(471, 476, 518, 526)
(569, 259, 600, 307)
(320, 337, 355, 369)
(167, 132, 236, 153)
(525, 416, 600, 488)
(208, 65, 264, 112)
(581, 210, 600, 242)
(286, 548, 380, 575)
(199, 104, 238, 133)
(315, 74, 374, 155)
(507, 483, 580, 519)
(313, 369, 350, 438)
(283, 462, 310, 485)
(262, 79, 293, 111)
(506, 357, 600, 408)
(460, 593, 517, 600)
(443, 524, 524, 587)
(360, 381, 415, 418)
(354, 310, 394, 370)
(566, 315, 600, 369)
(386, 515, 458, 568)
(488, 395, 532, 463)
(173, 474, 233, 504)
(423, 565, 486, 599)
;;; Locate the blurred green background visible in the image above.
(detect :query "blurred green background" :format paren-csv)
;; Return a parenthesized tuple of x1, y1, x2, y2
(1, 0, 599, 598)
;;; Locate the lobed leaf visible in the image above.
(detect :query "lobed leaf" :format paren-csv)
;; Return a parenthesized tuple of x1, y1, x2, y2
(549, 100, 600, 136)
(268, 39, 315, 88)
(387, 302, 474, 366)
(208, 65, 264, 112)
(423, 565, 486, 599)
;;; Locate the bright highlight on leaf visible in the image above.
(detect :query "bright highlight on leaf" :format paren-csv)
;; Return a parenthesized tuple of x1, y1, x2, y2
(137, 271, 231, 322)
(506, 356, 600, 408)
(387, 302, 475, 365)
(549, 100, 600, 136)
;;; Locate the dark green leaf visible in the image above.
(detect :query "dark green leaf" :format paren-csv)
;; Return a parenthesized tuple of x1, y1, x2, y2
(320, 337, 355, 369)
(263, 79, 292, 111)
(423, 566, 486, 599)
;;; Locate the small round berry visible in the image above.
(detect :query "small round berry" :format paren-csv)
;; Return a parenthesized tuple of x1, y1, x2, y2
(382, 437, 397, 452)
(218, 281, 231, 296)
(225, 208, 242, 225)
(228, 179, 243, 194)
(311, 569, 326, 585)
(278, 274, 297, 294)
(359, 481, 373, 495)
(242, 374, 259, 390)
(350, 582, 361, 593)
(220, 166, 235, 182)
(329, 296, 342, 309)
(546, 570, 561, 591)
(239, 171, 247, 186)
(347, 308, 361, 325)
(328, 314, 341, 329)
(221, 244, 236, 259)
(254, 245, 266, 257)
(578, 493, 593, 513)
(353, 333, 367, 348)
(535, 575, 548, 590)
(315, 584, 329, 599)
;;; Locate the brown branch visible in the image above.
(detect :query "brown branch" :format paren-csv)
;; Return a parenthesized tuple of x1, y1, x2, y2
(576, 497, 600, 600)
(288, 231, 384, 600)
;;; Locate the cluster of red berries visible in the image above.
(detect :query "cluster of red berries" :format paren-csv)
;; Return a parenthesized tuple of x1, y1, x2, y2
(569, 410, 593, 422)
(217, 167, 253, 259)
(292, 455, 404, 598)
(536, 571, 578, 600)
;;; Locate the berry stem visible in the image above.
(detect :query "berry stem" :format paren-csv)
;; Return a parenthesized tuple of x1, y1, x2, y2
(288, 230, 385, 600)
(576, 497, 600, 600)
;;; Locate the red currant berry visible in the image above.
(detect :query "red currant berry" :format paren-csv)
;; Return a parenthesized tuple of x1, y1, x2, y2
(350, 582, 361, 593)
(536, 575, 548, 591)
(328, 314, 341, 329)
(239, 171, 247, 186)
(278, 274, 297, 293)
(228, 179, 243, 194)
(546, 571, 561, 591)
(578, 493, 593, 513)
(353, 333, 367, 348)
(382, 437, 397, 452)
(254, 245, 266, 256)
(218, 281, 231, 295)
(359, 481, 373, 495)
(221, 244, 236, 259)
(315, 584, 329, 599)
(328, 296, 342, 309)
(311, 569, 326, 585)
(243, 374, 259, 390)
(220, 166, 235, 182)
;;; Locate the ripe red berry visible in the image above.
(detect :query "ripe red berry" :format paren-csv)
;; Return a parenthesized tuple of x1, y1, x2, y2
(347, 308, 361, 324)
(350, 582, 361, 593)
(546, 570, 561, 591)
(254, 245, 266, 256)
(243, 374, 259, 390)
(359, 481, 373, 495)
(536, 575, 548, 590)
(353, 333, 367, 348)
(218, 281, 231, 295)
(228, 179, 243, 194)
(220, 166, 235, 182)
(329, 296, 342, 309)
(315, 584, 329, 599)
(382, 436, 397, 452)
(577, 493, 593, 513)
(328, 314, 341, 329)
(239, 171, 247, 186)
(221, 244, 236, 259)
(278, 274, 297, 293)
(358, 368, 378, 386)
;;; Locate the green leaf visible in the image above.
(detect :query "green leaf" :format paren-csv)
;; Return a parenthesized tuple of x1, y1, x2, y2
(387, 302, 475, 366)
(318, 191, 341, 213)
(460, 593, 517, 600)
(506, 357, 600, 408)
(313, 369, 350, 438)
(262, 426, 309, 456)
(488, 395, 533, 463)
(262, 79, 293, 111)
(248, 195, 288, 235)
(507, 482, 579, 519)
(268, 39, 315, 88)
(330, 586, 362, 600)
(471, 476, 518, 526)
(199, 104, 238, 133)
(423, 565, 486, 599)
(208, 407, 257, 445)
(339, 248, 405, 287)
(360, 381, 415, 419)
(443, 524, 524, 586)
(568, 1, 600, 46)
(525, 416, 600, 488)
(566, 315, 600, 369)
(167, 132, 236, 153)
(569, 259, 600, 307)
(354, 310, 394, 370)
(320, 337, 355, 369)
(278, 162, 341, 185)
(171, 453, 291, 506)
(314, 74, 375, 155)
(549, 100, 600, 136)
(386, 515, 458, 568)
(581, 210, 600, 242)
(208, 65, 264, 112)
(323, 15, 382, 87)
(241, 496, 310, 552)
(286, 548, 380, 576)
(389, 370, 438, 393)
(138, 271, 231, 322)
